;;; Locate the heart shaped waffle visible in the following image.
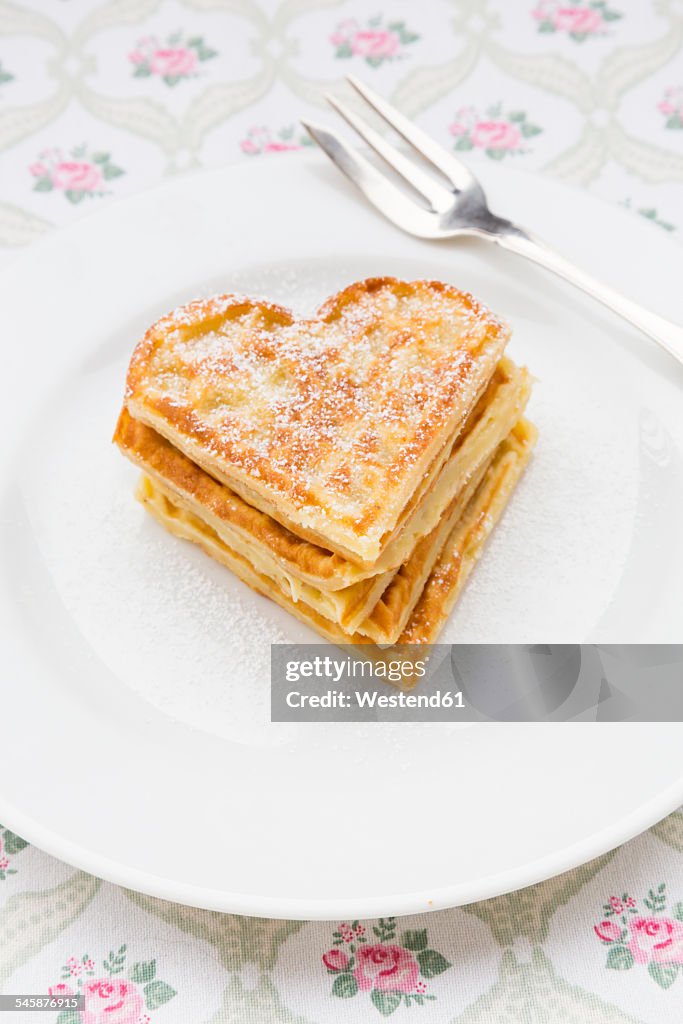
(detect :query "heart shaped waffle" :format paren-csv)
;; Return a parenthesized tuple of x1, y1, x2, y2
(124, 277, 510, 564)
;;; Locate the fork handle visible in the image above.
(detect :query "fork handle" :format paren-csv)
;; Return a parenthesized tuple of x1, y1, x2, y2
(493, 228, 683, 367)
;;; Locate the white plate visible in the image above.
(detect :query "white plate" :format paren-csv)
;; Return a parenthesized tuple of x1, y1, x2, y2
(1, 152, 682, 919)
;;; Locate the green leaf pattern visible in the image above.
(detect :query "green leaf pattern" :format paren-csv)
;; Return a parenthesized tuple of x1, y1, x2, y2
(0, 825, 28, 880)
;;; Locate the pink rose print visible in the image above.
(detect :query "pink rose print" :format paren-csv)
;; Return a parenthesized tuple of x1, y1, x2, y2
(594, 920, 623, 943)
(449, 103, 541, 159)
(29, 146, 123, 204)
(594, 884, 683, 988)
(150, 47, 197, 78)
(52, 946, 176, 1018)
(325, 918, 449, 1011)
(354, 944, 420, 994)
(129, 32, 216, 85)
(554, 7, 603, 34)
(532, 0, 622, 40)
(330, 16, 419, 67)
(48, 983, 74, 997)
(323, 949, 350, 972)
(52, 160, 102, 192)
(239, 125, 313, 157)
(629, 917, 683, 966)
(82, 979, 143, 1024)
(658, 87, 683, 130)
(351, 30, 400, 60)
(471, 120, 522, 151)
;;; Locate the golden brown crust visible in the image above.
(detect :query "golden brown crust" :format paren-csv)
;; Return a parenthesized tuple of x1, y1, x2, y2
(136, 451, 491, 645)
(114, 407, 355, 587)
(135, 418, 536, 655)
(124, 278, 510, 563)
(401, 419, 538, 644)
(116, 358, 529, 592)
(357, 454, 492, 643)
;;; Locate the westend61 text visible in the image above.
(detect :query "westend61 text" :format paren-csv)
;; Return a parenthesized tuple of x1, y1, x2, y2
(285, 690, 466, 709)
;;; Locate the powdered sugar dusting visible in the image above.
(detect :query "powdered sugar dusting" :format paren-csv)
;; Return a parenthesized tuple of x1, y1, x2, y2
(128, 279, 508, 549)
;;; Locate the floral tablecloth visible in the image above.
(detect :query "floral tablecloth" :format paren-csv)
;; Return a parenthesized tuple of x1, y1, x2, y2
(1, 0, 682, 1021)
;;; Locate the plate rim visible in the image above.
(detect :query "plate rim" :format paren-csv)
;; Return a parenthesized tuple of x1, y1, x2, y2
(1, 777, 681, 919)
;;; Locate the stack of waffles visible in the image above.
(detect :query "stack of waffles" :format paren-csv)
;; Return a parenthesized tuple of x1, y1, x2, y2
(114, 278, 536, 647)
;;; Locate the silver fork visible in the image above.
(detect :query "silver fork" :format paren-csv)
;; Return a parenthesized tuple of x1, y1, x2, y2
(302, 76, 683, 367)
